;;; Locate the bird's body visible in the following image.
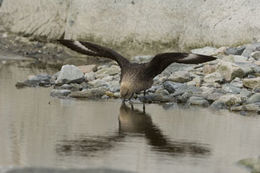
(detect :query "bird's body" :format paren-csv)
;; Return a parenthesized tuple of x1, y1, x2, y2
(59, 40, 217, 100)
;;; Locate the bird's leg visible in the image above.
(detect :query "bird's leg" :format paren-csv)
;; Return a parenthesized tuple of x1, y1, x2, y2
(142, 103, 146, 113)
(142, 90, 146, 103)
(130, 102, 134, 110)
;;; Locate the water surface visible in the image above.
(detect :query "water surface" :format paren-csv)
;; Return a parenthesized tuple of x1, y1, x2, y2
(0, 58, 260, 173)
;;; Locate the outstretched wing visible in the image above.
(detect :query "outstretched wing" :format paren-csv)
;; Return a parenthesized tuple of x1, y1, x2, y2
(58, 39, 130, 68)
(143, 52, 216, 78)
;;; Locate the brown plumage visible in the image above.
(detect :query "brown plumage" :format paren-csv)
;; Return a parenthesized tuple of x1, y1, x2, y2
(59, 40, 217, 100)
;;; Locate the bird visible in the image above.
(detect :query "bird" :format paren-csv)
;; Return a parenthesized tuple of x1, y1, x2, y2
(58, 39, 217, 101)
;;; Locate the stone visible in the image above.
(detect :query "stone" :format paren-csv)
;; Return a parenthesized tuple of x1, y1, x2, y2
(235, 62, 254, 75)
(251, 51, 260, 60)
(16, 74, 52, 88)
(247, 93, 260, 103)
(77, 65, 96, 73)
(217, 61, 245, 81)
(200, 88, 226, 102)
(50, 89, 71, 97)
(167, 71, 192, 83)
(95, 65, 120, 76)
(240, 88, 252, 98)
(155, 88, 170, 96)
(230, 77, 243, 88)
(188, 96, 209, 107)
(224, 46, 246, 55)
(58, 83, 83, 91)
(140, 94, 173, 103)
(84, 71, 95, 82)
(243, 77, 260, 89)
(244, 103, 260, 112)
(242, 42, 260, 58)
(255, 60, 260, 66)
(55, 65, 84, 84)
(222, 84, 241, 94)
(69, 88, 107, 99)
(211, 94, 242, 109)
(203, 64, 216, 74)
(88, 79, 109, 88)
(163, 81, 185, 94)
(191, 47, 218, 55)
(186, 76, 202, 87)
(232, 55, 248, 63)
(203, 72, 223, 83)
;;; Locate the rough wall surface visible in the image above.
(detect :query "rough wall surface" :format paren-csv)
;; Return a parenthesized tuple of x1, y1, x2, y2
(0, 0, 260, 50)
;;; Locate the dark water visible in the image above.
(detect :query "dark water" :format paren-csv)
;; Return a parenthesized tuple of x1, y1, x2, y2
(0, 56, 260, 173)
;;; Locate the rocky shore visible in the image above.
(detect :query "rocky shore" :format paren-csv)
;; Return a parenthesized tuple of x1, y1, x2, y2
(15, 42, 260, 114)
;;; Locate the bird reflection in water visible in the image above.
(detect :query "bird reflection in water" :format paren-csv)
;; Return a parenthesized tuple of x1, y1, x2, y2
(56, 104, 210, 157)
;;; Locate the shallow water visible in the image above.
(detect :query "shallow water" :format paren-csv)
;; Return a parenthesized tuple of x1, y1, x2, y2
(0, 58, 260, 173)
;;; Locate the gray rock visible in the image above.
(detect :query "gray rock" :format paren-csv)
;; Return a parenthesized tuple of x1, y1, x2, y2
(140, 94, 173, 103)
(235, 62, 254, 75)
(84, 71, 95, 82)
(200, 88, 226, 102)
(56, 65, 84, 84)
(108, 81, 120, 92)
(163, 81, 185, 93)
(217, 61, 245, 81)
(240, 88, 252, 98)
(211, 94, 242, 109)
(172, 85, 202, 97)
(224, 46, 246, 55)
(203, 72, 223, 83)
(16, 74, 52, 88)
(243, 77, 260, 89)
(247, 93, 260, 103)
(155, 88, 170, 96)
(95, 65, 120, 76)
(242, 42, 260, 57)
(251, 51, 260, 60)
(188, 96, 209, 107)
(244, 103, 260, 112)
(232, 55, 248, 63)
(69, 88, 107, 99)
(88, 79, 109, 88)
(50, 89, 71, 97)
(230, 77, 243, 88)
(191, 47, 218, 56)
(59, 83, 83, 91)
(222, 84, 241, 94)
(167, 71, 192, 83)
(177, 92, 192, 103)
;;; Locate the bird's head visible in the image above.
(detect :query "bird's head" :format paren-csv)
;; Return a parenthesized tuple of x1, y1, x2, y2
(120, 81, 134, 99)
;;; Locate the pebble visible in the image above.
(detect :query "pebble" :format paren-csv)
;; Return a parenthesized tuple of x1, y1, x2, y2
(15, 42, 260, 114)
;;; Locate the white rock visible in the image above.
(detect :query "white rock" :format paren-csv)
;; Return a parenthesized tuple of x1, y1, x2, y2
(217, 61, 245, 81)
(55, 65, 84, 84)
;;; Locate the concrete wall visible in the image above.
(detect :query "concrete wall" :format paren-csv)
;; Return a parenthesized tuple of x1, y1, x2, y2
(0, 0, 260, 51)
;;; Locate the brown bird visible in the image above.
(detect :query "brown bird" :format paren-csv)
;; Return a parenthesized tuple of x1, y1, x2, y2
(59, 40, 216, 101)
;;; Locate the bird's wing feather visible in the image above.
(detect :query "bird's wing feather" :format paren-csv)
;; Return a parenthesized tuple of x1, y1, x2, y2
(58, 39, 130, 68)
(143, 52, 216, 78)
